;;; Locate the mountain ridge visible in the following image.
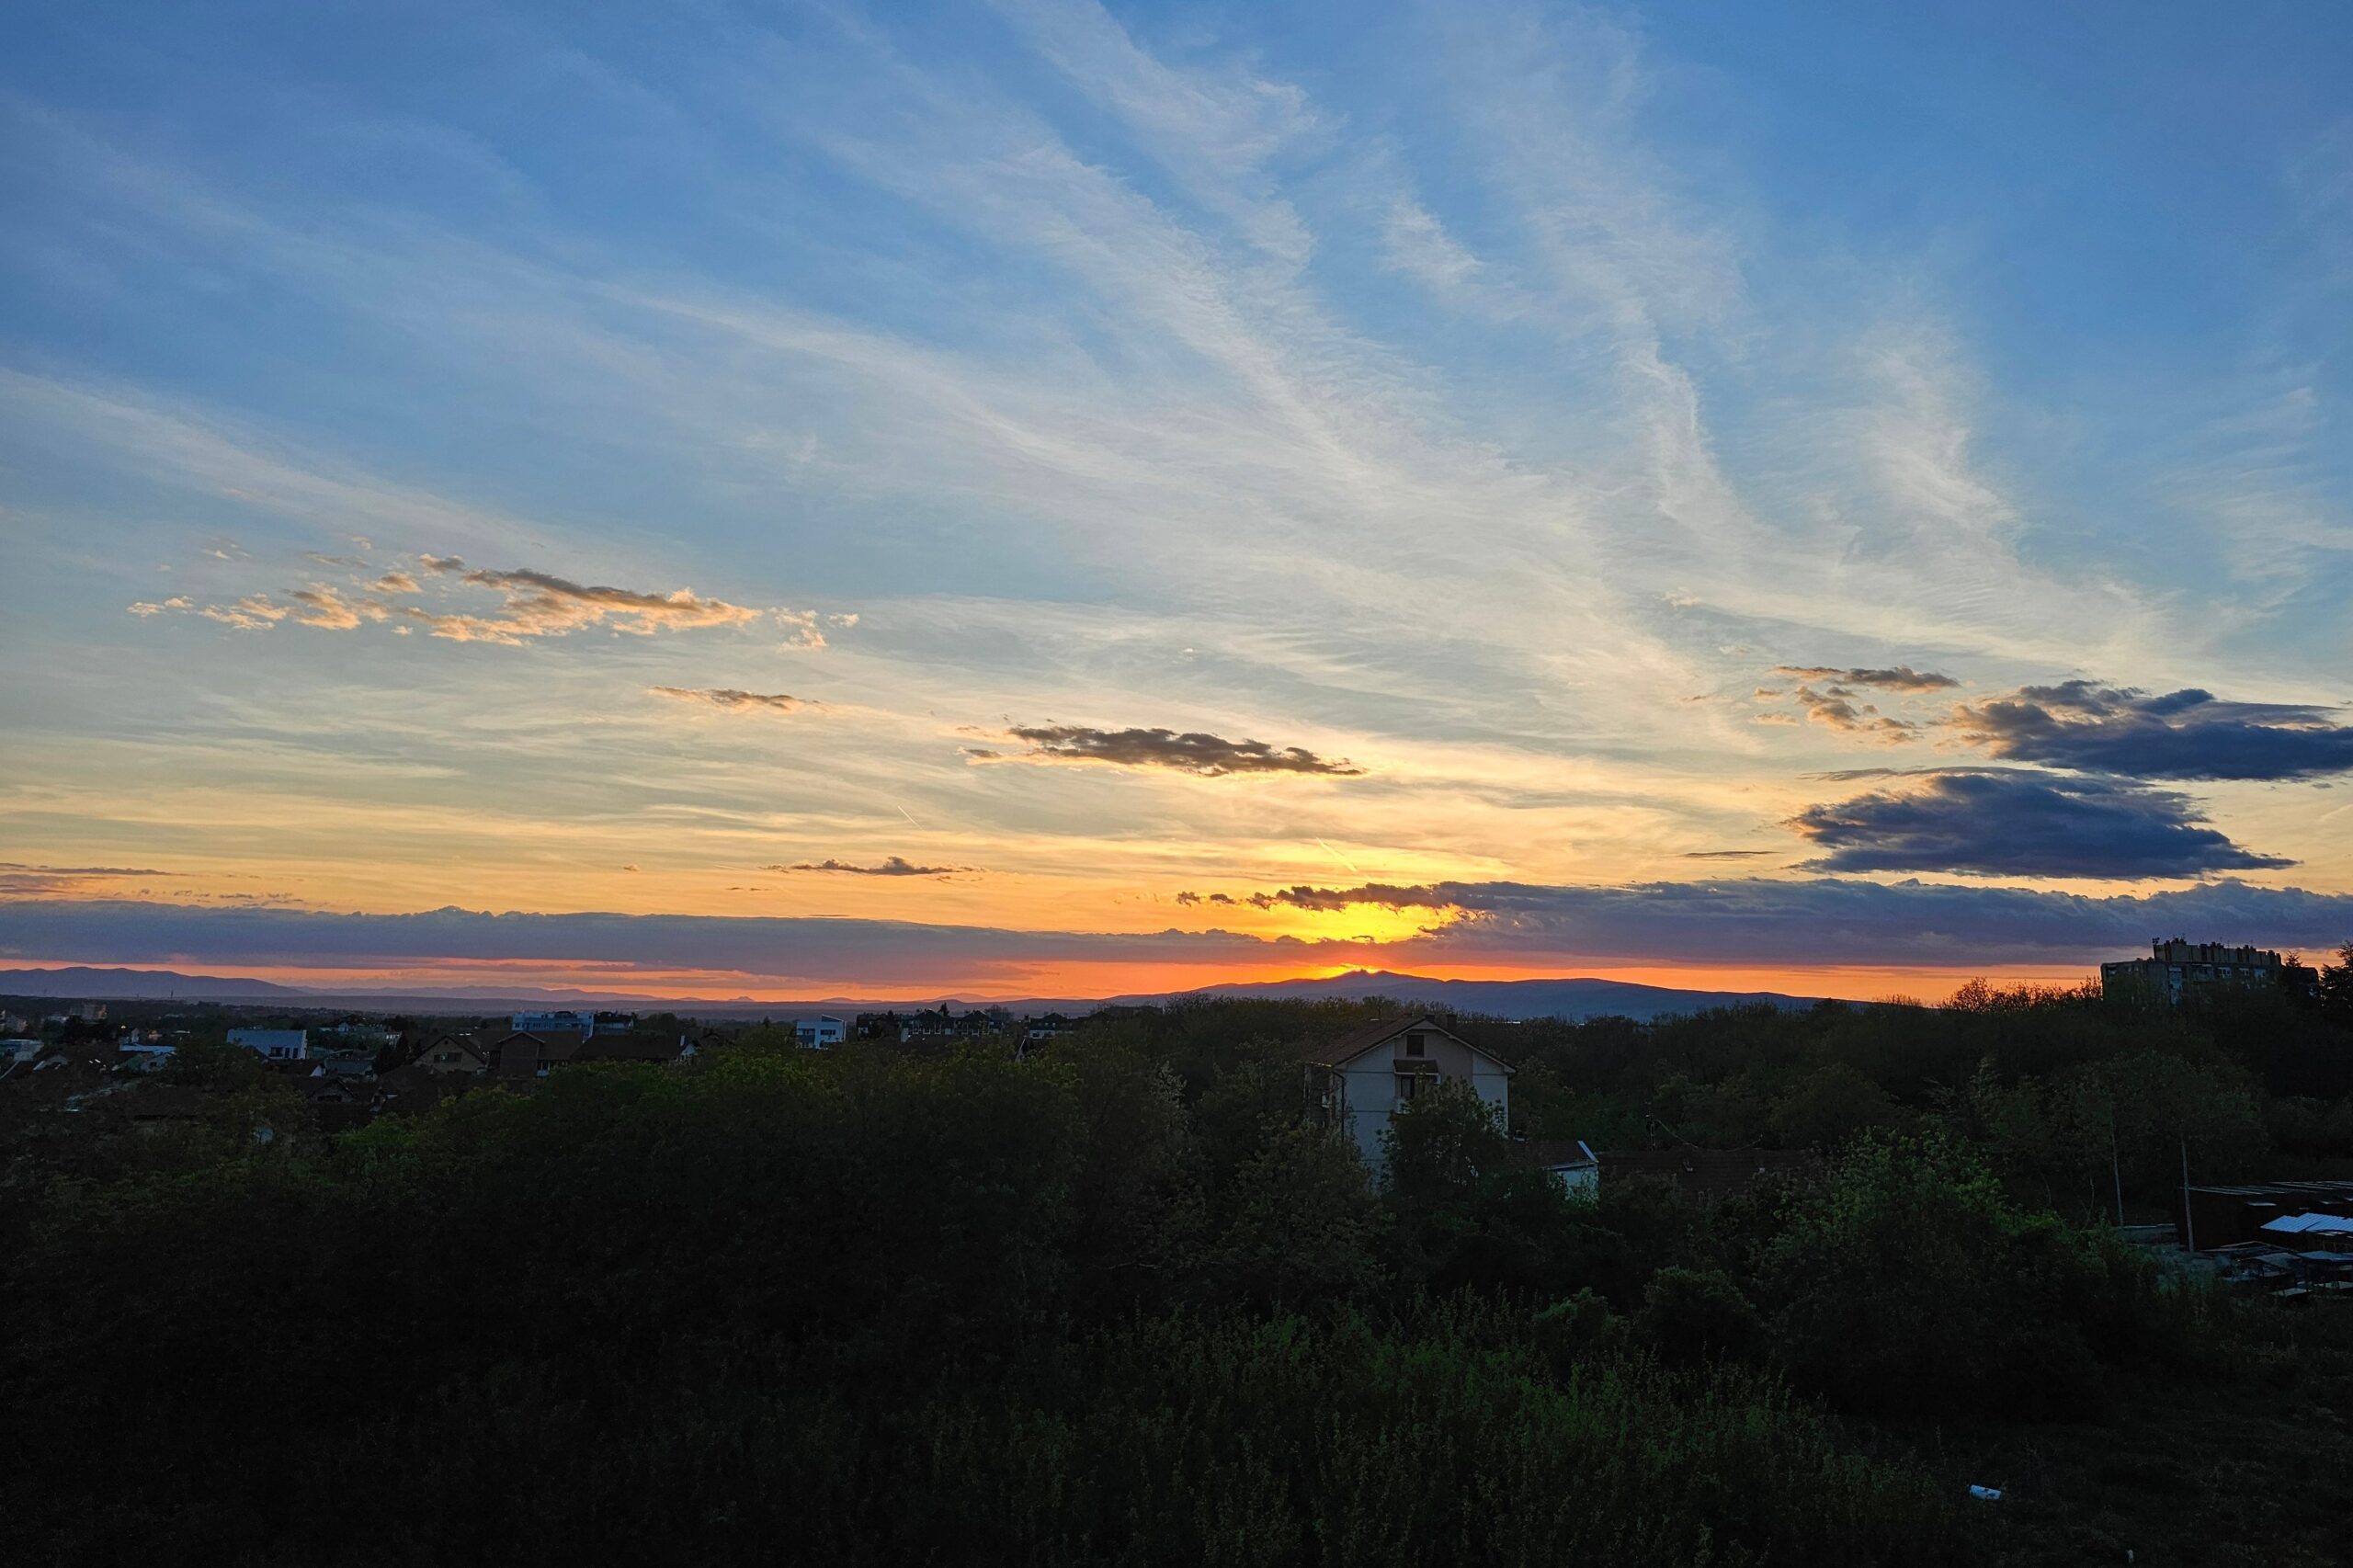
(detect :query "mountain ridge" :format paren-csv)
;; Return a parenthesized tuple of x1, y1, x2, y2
(1, 964, 1843, 1021)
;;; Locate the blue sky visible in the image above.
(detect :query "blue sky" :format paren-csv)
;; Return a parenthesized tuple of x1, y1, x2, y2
(2, 1, 2348, 997)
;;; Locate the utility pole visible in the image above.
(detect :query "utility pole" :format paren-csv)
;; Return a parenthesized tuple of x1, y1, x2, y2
(2179, 1138, 2195, 1254)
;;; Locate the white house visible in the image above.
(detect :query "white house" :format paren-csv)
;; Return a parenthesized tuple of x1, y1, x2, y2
(227, 1028, 309, 1062)
(1300, 1015, 1512, 1171)
(1526, 1138, 1600, 1195)
(117, 1040, 179, 1074)
(794, 1016, 846, 1049)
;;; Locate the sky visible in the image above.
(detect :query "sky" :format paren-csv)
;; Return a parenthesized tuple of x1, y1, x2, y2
(2, 0, 2350, 1002)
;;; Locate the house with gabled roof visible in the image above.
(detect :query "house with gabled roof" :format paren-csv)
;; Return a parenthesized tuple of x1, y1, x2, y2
(411, 1029, 494, 1074)
(491, 1029, 579, 1084)
(1299, 1014, 1512, 1171)
(376, 1062, 467, 1116)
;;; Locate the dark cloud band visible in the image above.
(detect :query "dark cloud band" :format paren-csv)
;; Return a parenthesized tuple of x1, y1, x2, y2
(1953, 680, 2353, 781)
(8, 881, 2350, 981)
(1787, 770, 2289, 879)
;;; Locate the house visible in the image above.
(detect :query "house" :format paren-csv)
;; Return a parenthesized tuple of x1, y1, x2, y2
(570, 1034, 690, 1065)
(116, 1040, 177, 1074)
(1598, 1145, 1821, 1206)
(491, 1029, 578, 1083)
(511, 1009, 595, 1040)
(299, 1071, 375, 1131)
(124, 1084, 210, 1133)
(228, 1028, 309, 1062)
(793, 1016, 846, 1049)
(1023, 1013, 1073, 1042)
(903, 1006, 1005, 1041)
(376, 1062, 467, 1116)
(1299, 1015, 1513, 1170)
(1523, 1137, 1600, 1195)
(411, 1029, 494, 1074)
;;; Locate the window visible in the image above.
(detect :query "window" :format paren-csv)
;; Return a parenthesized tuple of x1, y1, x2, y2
(1405, 1032, 1426, 1057)
(1395, 1071, 1422, 1100)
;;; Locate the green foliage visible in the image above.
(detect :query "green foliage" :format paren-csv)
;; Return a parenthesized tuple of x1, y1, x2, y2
(2322, 941, 2353, 1026)
(1199, 1122, 1381, 1312)
(1637, 1266, 1766, 1367)
(1756, 1131, 2220, 1418)
(6, 981, 2350, 1563)
(1381, 1083, 1581, 1296)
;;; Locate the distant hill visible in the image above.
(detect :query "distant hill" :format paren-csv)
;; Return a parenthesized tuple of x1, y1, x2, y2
(1132, 969, 1835, 1021)
(0, 964, 1839, 1021)
(0, 966, 306, 1000)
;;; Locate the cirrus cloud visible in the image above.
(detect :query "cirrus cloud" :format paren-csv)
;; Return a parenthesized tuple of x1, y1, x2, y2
(649, 687, 813, 713)
(0, 864, 176, 900)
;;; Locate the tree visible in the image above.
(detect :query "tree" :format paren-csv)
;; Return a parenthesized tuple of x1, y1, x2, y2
(1758, 1130, 2145, 1417)
(2320, 941, 2353, 1026)
(1198, 1123, 1380, 1313)
(1768, 1062, 1904, 1152)
(1381, 1083, 1578, 1295)
(1637, 1266, 1765, 1367)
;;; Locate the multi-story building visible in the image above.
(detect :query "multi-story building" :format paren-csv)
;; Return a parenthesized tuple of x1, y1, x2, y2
(793, 1016, 846, 1048)
(2100, 938, 2286, 1005)
(1300, 1015, 1513, 1172)
(508, 1010, 638, 1040)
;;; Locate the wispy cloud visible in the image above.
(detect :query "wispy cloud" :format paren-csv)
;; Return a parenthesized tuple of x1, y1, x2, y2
(648, 687, 813, 714)
(1774, 665, 1959, 692)
(398, 566, 763, 644)
(198, 595, 293, 631)
(129, 557, 783, 649)
(0, 864, 175, 900)
(772, 857, 966, 877)
(286, 584, 386, 631)
(1381, 197, 1487, 294)
(972, 723, 1366, 777)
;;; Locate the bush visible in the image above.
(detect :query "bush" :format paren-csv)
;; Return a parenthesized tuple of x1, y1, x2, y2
(1639, 1266, 1766, 1367)
(1758, 1130, 2209, 1417)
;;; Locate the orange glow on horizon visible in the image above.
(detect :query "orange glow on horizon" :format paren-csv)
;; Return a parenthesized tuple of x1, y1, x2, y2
(16, 954, 2097, 1006)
